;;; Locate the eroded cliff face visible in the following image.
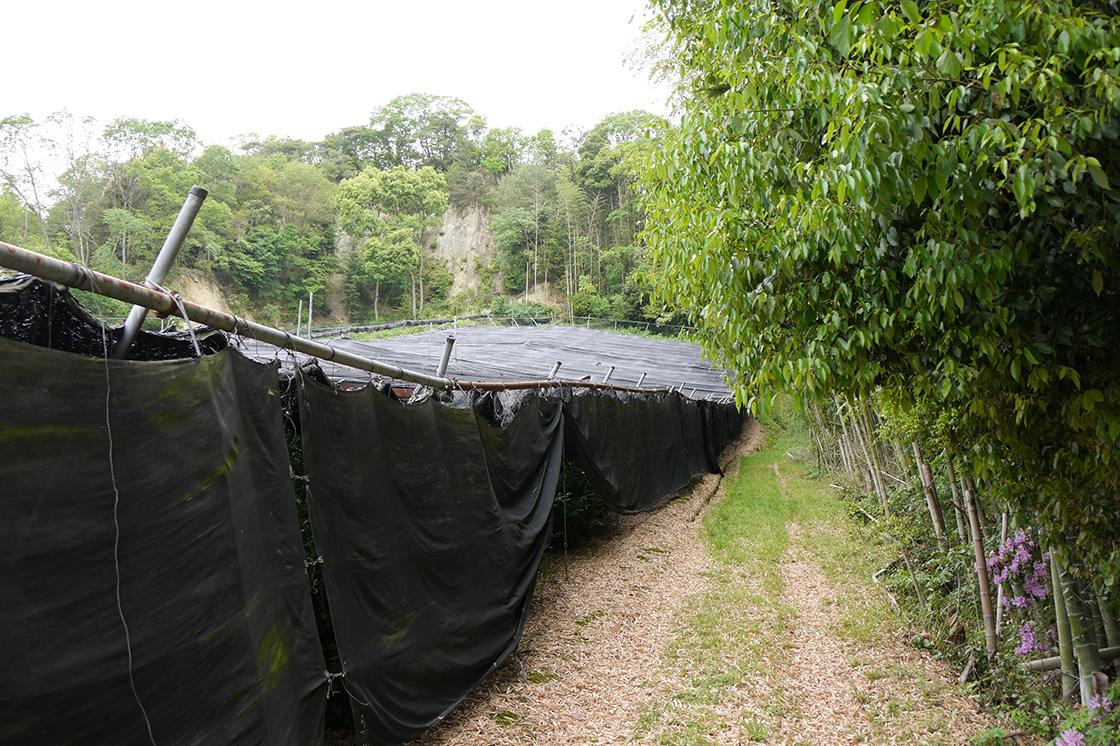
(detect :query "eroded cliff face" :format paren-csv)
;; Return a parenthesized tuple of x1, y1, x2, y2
(434, 202, 493, 295)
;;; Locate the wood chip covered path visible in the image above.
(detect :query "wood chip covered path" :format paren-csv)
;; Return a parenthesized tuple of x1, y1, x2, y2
(412, 423, 996, 745)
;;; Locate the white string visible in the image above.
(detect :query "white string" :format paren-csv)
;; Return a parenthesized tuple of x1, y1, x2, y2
(148, 281, 200, 357)
(86, 272, 159, 746)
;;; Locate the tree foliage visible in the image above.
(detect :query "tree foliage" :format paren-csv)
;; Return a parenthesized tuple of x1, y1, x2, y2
(640, 0, 1120, 578)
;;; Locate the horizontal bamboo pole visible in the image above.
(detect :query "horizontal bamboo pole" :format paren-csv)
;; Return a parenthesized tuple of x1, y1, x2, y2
(0, 240, 457, 389)
(0, 241, 692, 398)
(1018, 646, 1120, 673)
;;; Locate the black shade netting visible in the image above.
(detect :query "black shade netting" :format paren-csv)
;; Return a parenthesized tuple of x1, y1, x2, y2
(699, 398, 745, 474)
(560, 389, 715, 514)
(0, 274, 227, 360)
(0, 339, 327, 746)
(297, 373, 562, 746)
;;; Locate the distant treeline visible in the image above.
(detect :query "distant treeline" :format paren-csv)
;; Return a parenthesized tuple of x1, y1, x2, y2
(0, 96, 676, 326)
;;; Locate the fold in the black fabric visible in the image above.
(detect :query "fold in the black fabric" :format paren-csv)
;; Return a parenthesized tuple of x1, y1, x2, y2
(298, 375, 562, 746)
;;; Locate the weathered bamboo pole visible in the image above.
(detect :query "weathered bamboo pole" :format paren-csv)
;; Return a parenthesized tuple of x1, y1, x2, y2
(1050, 551, 1079, 698)
(1018, 646, 1120, 673)
(944, 454, 970, 543)
(966, 489, 998, 656)
(995, 511, 1009, 634)
(912, 442, 947, 550)
(833, 400, 859, 483)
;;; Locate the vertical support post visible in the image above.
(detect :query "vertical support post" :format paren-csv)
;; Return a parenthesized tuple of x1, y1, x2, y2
(112, 186, 207, 358)
(308, 291, 314, 337)
(296, 300, 303, 336)
(436, 335, 455, 378)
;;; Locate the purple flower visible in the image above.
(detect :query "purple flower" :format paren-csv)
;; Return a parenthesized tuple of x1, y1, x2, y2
(1015, 621, 1047, 656)
(1087, 694, 1112, 714)
(1055, 728, 1085, 746)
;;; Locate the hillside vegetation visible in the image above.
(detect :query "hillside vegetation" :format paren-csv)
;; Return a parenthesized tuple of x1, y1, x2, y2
(1, 98, 671, 327)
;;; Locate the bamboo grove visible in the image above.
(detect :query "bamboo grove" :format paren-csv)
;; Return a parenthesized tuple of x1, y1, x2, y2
(638, 0, 1120, 739)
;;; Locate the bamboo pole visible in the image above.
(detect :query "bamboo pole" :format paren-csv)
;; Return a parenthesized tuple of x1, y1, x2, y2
(833, 400, 859, 484)
(912, 442, 947, 549)
(845, 396, 889, 512)
(1018, 646, 1120, 673)
(995, 511, 1009, 634)
(944, 454, 970, 543)
(1050, 552, 1079, 698)
(0, 241, 678, 396)
(1099, 593, 1120, 648)
(1054, 551, 1103, 703)
(966, 489, 998, 656)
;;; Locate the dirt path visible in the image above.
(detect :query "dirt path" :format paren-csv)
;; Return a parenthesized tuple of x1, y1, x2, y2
(412, 424, 994, 745)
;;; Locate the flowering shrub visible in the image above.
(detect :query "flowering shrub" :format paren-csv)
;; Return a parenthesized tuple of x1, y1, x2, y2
(987, 528, 1055, 658)
(987, 528, 1051, 610)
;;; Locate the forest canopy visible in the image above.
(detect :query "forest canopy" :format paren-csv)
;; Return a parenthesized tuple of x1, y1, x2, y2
(0, 96, 669, 326)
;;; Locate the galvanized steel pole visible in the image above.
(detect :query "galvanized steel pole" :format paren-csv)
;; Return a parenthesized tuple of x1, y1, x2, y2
(436, 335, 455, 378)
(112, 186, 207, 358)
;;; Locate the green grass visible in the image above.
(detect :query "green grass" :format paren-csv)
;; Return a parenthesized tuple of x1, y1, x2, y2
(643, 405, 966, 744)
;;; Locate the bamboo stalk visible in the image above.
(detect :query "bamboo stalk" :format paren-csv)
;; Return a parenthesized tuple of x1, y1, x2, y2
(1054, 551, 1103, 703)
(901, 551, 927, 610)
(944, 454, 970, 543)
(846, 396, 889, 512)
(995, 511, 1009, 634)
(912, 442, 946, 550)
(1099, 593, 1120, 648)
(966, 489, 998, 656)
(1050, 552, 1079, 698)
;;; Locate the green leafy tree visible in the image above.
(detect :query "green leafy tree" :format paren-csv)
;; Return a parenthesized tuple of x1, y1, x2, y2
(337, 165, 449, 318)
(369, 94, 475, 171)
(640, 0, 1120, 589)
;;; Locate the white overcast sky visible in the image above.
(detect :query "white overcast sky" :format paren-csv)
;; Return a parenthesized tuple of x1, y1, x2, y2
(6, 0, 669, 146)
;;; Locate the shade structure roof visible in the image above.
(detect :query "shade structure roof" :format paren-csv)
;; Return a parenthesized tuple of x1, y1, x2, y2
(236, 324, 734, 401)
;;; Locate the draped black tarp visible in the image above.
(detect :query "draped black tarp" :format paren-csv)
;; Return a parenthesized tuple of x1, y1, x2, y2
(0, 274, 228, 360)
(0, 338, 327, 746)
(298, 375, 563, 746)
(561, 389, 716, 514)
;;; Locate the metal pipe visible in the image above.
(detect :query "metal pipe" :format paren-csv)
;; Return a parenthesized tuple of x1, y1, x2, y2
(547, 361, 561, 379)
(0, 240, 456, 390)
(456, 379, 672, 394)
(436, 335, 455, 378)
(112, 186, 207, 358)
(636, 372, 647, 387)
(602, 365, 615, 383)
(307, 291, 313, 337)
(0, 241, 728, 400)
(296, 299, 303, 335)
